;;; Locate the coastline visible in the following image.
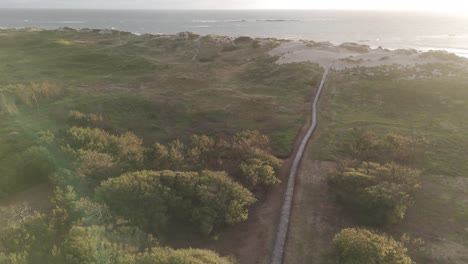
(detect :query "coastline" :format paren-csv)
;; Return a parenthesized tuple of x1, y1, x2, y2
(2, 26, 468, 61)
(1, 8, 467, 58)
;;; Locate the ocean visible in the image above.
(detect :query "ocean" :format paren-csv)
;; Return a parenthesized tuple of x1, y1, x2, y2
(1, 9, 467, 57)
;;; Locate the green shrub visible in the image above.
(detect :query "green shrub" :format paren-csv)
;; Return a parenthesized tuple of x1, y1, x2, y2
(329, 161, 421, 225)
(240, 159, 279, 188)
(67, 127, 144, 166)
(16, 146, 56, 185)
(62, 226, 125, 264)
(149, 131, 282, 189)
(68, 110, 103, 127)
(96, 170, 256, 235)
(328, 228, 414, 264)
(0, 252, 27, 264)
(349, 130, 426, 164)
(136, 247, 236, 264)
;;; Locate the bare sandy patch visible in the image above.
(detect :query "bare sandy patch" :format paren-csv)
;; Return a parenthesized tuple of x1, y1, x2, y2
(270, 41, 467, 70)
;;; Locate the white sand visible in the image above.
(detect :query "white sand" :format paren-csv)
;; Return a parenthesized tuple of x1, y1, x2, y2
(269, 41, 465, 70)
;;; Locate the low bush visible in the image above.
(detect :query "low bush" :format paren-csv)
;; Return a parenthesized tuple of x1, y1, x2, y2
(97, 170, 256, 236)
(328, 161, 421, 225)
(349, 130, 427, 164)
(327, 228, 413, 264)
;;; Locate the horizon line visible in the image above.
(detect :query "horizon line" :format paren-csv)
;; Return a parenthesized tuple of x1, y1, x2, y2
(0, 7, 460, 12)
(0, 7, 465, 16)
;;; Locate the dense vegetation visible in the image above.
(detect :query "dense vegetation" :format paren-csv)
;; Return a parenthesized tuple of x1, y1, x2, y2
(1, 112, 275, 262)
(327, 228, 413, 264)
(0, 29, 321, 197)
(97, 170, 256, 235)
(0, 187, 236, 264)
(0, 29, 322, 263)
(329, 161, 421, 225)
(311, 63, 468, 264)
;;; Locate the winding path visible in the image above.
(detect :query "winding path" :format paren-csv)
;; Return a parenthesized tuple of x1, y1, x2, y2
(270, 66, 330, 264)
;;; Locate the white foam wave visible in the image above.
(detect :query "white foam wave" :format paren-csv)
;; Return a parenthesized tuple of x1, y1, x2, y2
(188, 25, 211, 28)
(44, 21, 86, 24)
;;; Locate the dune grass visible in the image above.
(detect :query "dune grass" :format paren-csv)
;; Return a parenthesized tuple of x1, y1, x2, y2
(288, 63, 468, 263)
(0, 29, 322, 196)
(316, 65, 468, 176)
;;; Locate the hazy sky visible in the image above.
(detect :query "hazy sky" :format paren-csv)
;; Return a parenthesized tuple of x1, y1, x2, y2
(0, 0, 466, 13)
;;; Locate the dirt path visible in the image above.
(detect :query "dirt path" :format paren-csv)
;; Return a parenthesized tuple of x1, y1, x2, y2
(270, 67, 330, 264)
(284, 159, 345, 264)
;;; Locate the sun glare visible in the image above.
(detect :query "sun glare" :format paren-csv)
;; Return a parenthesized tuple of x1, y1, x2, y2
(261, 0, 468, 14)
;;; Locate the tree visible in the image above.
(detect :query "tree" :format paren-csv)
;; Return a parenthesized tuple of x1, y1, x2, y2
(328, 228, 414, 264)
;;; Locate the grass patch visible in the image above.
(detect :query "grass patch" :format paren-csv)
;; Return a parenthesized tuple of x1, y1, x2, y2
(0, 29, 322, 195)
(317, 65, 468, 176)
(292, 63, 468, 263)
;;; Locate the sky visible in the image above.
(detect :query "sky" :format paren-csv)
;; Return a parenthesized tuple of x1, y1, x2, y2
(0, 0, 467, 14)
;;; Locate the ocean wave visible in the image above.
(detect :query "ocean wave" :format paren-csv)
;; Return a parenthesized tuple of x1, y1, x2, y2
(306, 18, 337, 21)
(191, 20, 218, 23)
(256, 19, 301, 22)
(191, 19, 247, 23)
(191, 19, 301, 23)
(417, 46, 468, 58)
(188, 25, 211, 28)
(43, 21, 86, 24)
(420, 34, 468, 39)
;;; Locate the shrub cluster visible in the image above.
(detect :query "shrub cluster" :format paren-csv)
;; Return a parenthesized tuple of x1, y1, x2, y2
(97, 170, 256, 235)
(150, 131, 282, 189)
(349, 130, 426, 164)
(327, 228, 414, 264)
(67, 126, 145, 167)
(57, 127, 278, 237)
(0, 187, 236, 264)
(68, 110, 104, 127)
(329, 161, 421, 225)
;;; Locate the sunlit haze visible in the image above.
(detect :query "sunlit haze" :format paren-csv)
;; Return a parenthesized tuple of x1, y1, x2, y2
(0, 0, 467, 14)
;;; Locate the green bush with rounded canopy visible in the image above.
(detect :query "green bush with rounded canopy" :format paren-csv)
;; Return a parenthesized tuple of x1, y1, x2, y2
(328, 161, 421, 225)
(329, 228, 413, 264)
(97, 170, 256, 235)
